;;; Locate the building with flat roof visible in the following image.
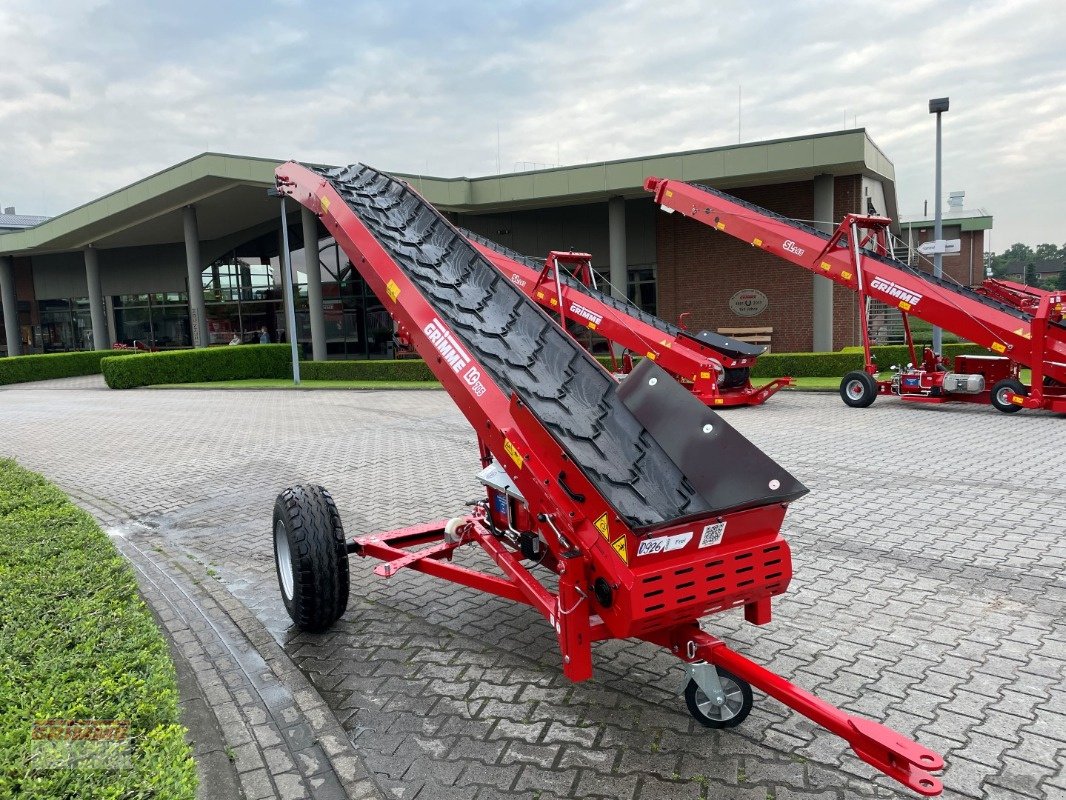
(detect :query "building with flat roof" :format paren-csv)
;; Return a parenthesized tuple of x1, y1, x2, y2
(0, 129, 911, 358)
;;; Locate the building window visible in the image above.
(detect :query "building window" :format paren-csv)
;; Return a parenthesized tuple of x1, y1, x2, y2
(627, 265, 657, 316)
(113, 293, 190, 348)
(38, 298, 93, 352)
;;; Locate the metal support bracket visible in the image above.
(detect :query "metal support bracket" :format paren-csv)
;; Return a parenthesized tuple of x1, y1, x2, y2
(680, 662, 726, 707)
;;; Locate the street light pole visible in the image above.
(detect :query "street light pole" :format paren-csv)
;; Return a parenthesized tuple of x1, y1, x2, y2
(929, 96, 949, 354)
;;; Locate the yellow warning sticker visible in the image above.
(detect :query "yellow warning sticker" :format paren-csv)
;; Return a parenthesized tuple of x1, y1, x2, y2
(898, 301, 911, 311)
(645, 352, 656, 361)
(536, 291, 545, 299)
(841, 270, 853, 280)
(752, 237, 763, 247)
(594, 513, 610, 540)
(820, 261, 832, 271)
(716, 221, 726, 231)
(385, 279, 400, 302)
(700, 371, 712, 379)
(587, 322, 596, 330)
(714, 398, 724, 405)
(549, 298, 558, 306)
(320, 195, 330, 213)
(611, 535, 628, 564)
(665, 190, 674, 198)
(503, 438, 523, 469)
(1011, 395, 1024, 405)
(991, 341, 1006, 353)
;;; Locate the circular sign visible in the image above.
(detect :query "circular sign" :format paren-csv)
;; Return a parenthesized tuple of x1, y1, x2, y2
(729, 289, 768, 317)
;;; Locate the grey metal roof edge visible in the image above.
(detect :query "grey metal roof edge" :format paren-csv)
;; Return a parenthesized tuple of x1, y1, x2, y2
(0, 152, 284, 255)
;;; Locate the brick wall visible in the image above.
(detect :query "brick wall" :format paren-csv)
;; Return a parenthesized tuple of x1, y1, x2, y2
(656, 177, 863, 353)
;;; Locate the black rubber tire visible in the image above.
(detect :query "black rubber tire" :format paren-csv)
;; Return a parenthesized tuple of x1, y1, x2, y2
(684, 668, 753, 729)
(990, 378, 1026, 414)
(272, 485, 349, 632)
(839, 371, 878, 408)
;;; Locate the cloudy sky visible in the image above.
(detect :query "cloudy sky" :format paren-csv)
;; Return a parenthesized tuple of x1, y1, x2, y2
(1, 0, 1063, 248)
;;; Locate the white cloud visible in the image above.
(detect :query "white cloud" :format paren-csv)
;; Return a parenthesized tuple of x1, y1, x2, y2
(0, 0, 1063, 246)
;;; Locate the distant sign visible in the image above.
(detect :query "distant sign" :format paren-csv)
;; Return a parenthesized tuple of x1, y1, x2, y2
(917, 239, 961, 256)
(729, 289, 768, 317)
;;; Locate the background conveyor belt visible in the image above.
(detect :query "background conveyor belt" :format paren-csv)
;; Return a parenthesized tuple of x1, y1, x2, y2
(462, 230, 765, 358)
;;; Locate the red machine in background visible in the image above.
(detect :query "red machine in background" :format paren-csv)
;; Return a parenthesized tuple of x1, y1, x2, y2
(270, 161, 944, 796)
(465, 231, 791, 407)
(644, 177, 1066, 414)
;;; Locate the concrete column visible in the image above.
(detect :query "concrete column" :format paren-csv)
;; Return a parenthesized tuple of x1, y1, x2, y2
(83, 246, 110, 350)
(811, 175, 835, 351)
(608, 196, 628, 301)
(301, 206, 327, 361)
(104, 296, 117, 345)
(183, 205, 209, 348)
(0, 255, 20, 357)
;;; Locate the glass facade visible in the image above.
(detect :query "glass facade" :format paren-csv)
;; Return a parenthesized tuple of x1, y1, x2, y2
(114, 293, 191, 349)
(38, 298, 93, 352)
(202, 259, 281, 345)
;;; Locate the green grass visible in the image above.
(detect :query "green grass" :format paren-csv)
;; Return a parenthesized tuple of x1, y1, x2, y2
(781, 377, 840, 391)
(150, 378, 443, 390)
(0, 460, 196, 799)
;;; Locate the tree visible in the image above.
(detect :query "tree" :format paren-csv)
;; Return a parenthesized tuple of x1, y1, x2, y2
(1023, 262, 1038, 286)
(1057, 267, 1066, 292)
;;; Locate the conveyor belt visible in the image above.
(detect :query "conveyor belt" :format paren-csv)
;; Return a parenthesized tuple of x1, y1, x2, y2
(688, 181, 1038, 325)
(316, 165, 801, 529)
(320, 166, 704, 528)
(462, 230, 764, 358)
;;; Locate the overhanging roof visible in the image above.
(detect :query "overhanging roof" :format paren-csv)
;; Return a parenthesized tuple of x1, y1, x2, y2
(0, 129, 896, 257)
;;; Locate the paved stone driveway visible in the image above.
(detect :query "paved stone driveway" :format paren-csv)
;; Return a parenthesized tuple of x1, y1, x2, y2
(0, 377, 1063, 799)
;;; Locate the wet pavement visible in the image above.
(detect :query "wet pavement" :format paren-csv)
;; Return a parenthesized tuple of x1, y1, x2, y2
(1, 377, 1063, 799)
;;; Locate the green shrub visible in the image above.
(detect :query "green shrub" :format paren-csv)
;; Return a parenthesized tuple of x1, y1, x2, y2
(0, 350, 135, 386)
(102, 344, 292, 389)
(0, 460, 196, 798)
(299, 358, 436, 382)
(750, 342, 989, 378)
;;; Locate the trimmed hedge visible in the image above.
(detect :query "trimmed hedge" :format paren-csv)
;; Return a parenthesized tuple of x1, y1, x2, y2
(102, 344, 292, 389)
(0, 459, 196, 798)
(749, 342, 989, 379)
(299, 358, 436, 382)
(0, 350, 134, 386)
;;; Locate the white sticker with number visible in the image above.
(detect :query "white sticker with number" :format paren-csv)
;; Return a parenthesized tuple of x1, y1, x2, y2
(636, 531, 693, 557)
(699, 521, 727, 548)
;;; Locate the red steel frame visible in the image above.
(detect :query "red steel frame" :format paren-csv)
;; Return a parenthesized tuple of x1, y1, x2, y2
(644, 177, 1066, 413)
(276, 162, 944, 795)
(471, 241, 791, 407)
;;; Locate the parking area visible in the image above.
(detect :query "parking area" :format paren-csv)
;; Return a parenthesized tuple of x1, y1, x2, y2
(0, 378, 1063, 799)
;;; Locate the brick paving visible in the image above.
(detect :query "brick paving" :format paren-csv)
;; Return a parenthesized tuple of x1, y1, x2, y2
(0, 378, 1063, 799)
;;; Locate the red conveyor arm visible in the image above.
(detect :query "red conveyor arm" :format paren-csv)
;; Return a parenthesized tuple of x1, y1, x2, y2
(644, 177, 1066, 385)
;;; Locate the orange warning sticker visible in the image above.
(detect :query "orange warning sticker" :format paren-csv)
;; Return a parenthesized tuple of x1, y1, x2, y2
(385, 279, 400, 302)
(991, 342, 1007, 353)
(898, 301, 911, 312)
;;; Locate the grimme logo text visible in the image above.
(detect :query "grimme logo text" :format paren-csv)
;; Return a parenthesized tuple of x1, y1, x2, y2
(424, 319, 471, 373)
(870, 277, 923, 307)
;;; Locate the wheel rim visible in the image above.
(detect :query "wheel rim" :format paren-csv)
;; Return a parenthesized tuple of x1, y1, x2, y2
(996, 387, 1011, 405)
(694, 676, 746, 722)
(274, 520, 294, 601)
(846, 379, 865, 400)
